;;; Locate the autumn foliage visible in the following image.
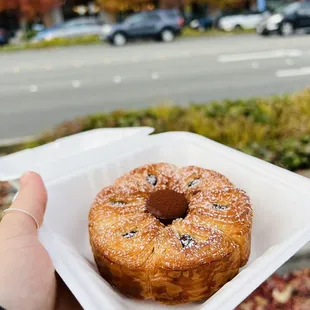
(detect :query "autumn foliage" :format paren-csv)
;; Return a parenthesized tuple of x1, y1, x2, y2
(97, 0, 250, 13)
(0, 0, 62, 19)
(0, 0, 250, 18)
(96, 0, 152, 13)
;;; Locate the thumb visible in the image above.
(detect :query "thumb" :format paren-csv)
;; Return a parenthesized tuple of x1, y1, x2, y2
(1, 172, 47, 236)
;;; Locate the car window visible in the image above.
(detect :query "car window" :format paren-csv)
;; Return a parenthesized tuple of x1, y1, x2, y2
(125, 14, 145, 25)
(63, 18, 98, 28)
(245, 11, 260, 15)
(64, 20, 85, 28)
(165, 10, 179, 19)
(298, 3, 310, 16)
(146, 12, 161, 22)
(66, 22, 84, 28)
(278, 3, 300, 15)
(84, 20, 99, 26)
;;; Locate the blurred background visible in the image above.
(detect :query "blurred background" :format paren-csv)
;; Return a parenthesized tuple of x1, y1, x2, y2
(0, 0, 310, 141)
(1, 0, 310, 308)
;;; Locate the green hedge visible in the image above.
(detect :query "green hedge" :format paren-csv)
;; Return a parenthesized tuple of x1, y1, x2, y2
(0, 35, 101, 52)
(182, 27, 254, 37)
(21, 89, 310, 172)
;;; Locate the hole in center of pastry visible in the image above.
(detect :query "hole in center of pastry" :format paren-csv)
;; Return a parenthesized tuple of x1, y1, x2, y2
(146, 189, 188, 225)
(212, 203, 228, 210)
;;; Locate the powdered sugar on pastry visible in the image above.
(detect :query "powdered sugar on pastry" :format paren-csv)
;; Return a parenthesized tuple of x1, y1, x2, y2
(89, 163, 253, 304)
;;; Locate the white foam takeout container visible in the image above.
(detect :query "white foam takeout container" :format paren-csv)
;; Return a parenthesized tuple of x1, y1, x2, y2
(34, 130, 310, 310)
(0, 127, 154, 182)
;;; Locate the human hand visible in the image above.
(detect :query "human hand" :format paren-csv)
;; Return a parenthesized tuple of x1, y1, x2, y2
(0, 172, 82, 310)
(0, 172, 55, 310)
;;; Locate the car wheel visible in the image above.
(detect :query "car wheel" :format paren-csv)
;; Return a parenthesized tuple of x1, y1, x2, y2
(112, 33, 127, 46)
(234, 24, 243, 31)
(257, 27, 269, 36)
(280, 22, 294, 36)
(160, 29, 175, 43)
(261, 31, 270, 36)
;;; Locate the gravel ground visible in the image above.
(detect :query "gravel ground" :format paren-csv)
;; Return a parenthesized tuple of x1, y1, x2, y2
(236, 269, 310, 310)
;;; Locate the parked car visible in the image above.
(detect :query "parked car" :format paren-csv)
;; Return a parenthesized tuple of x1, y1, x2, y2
(189, 16, 213, 31)
(32, 17, 103, 42)
(218, 11, 266, 31)
(213, 11, 242, 28)
(101, 9, 184, 46)
(256, 1, 310, 36)
(31, 23, 45, 32)
(0, 28, 9, 45)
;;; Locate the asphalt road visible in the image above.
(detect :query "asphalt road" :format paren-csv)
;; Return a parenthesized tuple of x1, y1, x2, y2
(1, 34, 310, 139)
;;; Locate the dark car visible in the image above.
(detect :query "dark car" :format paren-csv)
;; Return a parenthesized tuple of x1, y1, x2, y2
(0, 28, 9, 45)
(101, 9, 184, 46)
(257, 1, 310, 36)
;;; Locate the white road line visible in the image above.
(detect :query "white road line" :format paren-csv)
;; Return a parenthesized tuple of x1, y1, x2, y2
(72, 80, 81, 88)
(113, 76, 122, 84)
(276, 67, 310, 78)
(218, 50, 303, 63)
(157, 55, 168, 60)
(151, 72, 159, 80)
(73, 62, 82, 68)
(29, 85, 38, 93)
(131, 57, 140, 63)
(104, 59, 112, 65)
(251, 62, 259, 69)
(285, 59, 294, 66)
(181, 51, 192, 57)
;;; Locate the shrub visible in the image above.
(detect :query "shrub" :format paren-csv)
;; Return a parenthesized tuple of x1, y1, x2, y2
(0, 35, 101, 52)
(182, 27, 254, 37)
(20, 89, 310, 172)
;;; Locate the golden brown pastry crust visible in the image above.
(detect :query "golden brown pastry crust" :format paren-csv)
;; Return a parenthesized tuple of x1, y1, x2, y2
(170, 166, 234, 199)
(149, 220, 241, 304)
(115, 163, 178, 193)
(89, 163, 253, 304)
(188, 188, 252, 266)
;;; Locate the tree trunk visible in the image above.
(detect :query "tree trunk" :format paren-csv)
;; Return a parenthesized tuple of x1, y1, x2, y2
(153, 0, 160, 9)
(42, 7, 63, 28)
(18, 16, 27, 42)
(99, 8, 116, 24)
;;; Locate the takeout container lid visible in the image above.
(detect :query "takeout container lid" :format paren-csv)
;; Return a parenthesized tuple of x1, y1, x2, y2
(0, 127, 154, 182)
(33, 130, 310, 310)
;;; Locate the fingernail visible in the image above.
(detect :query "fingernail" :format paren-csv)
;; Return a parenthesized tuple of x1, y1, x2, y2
(20, 171, 33, 186)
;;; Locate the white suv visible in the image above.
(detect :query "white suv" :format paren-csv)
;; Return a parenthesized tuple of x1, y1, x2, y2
(218, 11, 267, 31)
